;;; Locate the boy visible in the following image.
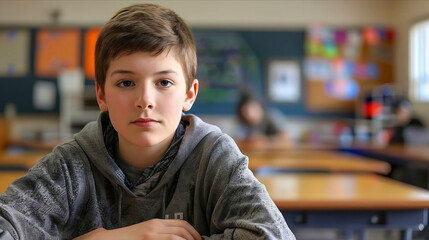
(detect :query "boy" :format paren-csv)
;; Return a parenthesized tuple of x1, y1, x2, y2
(0, 4, 295, 239)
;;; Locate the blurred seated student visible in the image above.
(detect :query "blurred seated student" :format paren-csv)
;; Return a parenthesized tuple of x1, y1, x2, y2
(388, 98, 428, 189)
(389, 97, 426, 145)
(234, 91, 289, 147)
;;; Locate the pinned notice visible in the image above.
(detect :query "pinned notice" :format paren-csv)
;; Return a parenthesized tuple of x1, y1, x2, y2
(33, 81, 56, 110)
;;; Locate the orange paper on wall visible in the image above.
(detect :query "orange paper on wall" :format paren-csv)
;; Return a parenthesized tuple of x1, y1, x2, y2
(35, 29, 81, 77)
(84, 28, 101, 80)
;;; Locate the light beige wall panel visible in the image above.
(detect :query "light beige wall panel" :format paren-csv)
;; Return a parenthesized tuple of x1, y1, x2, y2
(0, 1, 393, 28)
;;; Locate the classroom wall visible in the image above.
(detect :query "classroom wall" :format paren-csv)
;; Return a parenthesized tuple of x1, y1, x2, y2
(389, 0, 429, 124)
(1, 0, 428, 140)
(0, 1, 394, 28)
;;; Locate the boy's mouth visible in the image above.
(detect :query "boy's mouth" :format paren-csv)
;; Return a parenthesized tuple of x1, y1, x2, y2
(131, 118, 159, 127)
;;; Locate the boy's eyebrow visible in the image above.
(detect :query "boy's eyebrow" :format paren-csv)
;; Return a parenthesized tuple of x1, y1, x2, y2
(154, 70, 178, 75)
(110, 70, 134, 77)
(110, 69, 178, 77)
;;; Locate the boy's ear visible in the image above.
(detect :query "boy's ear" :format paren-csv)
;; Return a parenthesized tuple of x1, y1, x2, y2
(183, 79, 199, 111)
(95, 82, 108, 112)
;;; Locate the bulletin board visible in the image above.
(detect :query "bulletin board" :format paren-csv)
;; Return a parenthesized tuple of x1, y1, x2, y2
(84, 28, 101, 80)
(190, 29, 306, 115)
(0, 29, 30, 77)
(305, 25, 394, 112)
(190, 30, 263, 114)
(0, 27, 87, 114)
(35, 28, 81, 77)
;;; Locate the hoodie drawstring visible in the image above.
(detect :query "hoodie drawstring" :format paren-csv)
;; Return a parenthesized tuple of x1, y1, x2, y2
(161, 185, 167, 219)
(116, 186, 123, 227)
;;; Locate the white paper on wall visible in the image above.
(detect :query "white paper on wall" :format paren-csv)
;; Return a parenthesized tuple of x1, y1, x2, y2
(33, 81, 56, 110)
(58, 68, 84, 94)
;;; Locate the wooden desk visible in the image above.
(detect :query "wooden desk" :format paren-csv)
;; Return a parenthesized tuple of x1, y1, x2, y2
(343, 145, 429, 188)
(9, 139, 63, 151)
(235, 139, 336, 152)
(245, 150, 391, 175)
(0, 171, 27, 193)
(259, 173, 429, 240)
(0, 151, 47, 169)
(344, 144, 429, 164)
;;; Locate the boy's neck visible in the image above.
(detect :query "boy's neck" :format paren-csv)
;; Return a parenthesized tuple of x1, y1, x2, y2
(117, 134, 174, 170)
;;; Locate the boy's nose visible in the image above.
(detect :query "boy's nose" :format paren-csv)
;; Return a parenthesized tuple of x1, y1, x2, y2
(135, 87, 154, 110)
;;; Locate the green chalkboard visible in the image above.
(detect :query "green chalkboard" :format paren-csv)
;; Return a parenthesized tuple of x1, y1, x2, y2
(190, 29, 309, 116)
(194, 30, 261, 105)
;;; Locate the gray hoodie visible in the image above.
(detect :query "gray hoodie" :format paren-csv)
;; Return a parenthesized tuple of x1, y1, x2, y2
(0, 113, 295, 239)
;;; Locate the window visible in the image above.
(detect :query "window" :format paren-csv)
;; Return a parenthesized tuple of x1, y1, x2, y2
(410, 19, 429, 102)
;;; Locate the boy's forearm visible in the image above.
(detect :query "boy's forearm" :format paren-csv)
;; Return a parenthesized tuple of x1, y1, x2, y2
(74, 219, 202, 240)
(73, 228, 107, 240)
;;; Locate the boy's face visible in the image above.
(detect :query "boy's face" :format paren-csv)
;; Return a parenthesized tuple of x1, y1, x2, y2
(96, 51, 198, 148)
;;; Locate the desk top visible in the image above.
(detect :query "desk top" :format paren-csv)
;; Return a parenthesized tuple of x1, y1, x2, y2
(2, 171, 428, 211)
(258, 173, 429, 210)
(235, 139, 335, 152)
(245, 150, 391, 175)
(0, 151, 47, 169)
(7, 139, 63, 151)
(0, 171, 28, 193)
(348, 144, 429, 163)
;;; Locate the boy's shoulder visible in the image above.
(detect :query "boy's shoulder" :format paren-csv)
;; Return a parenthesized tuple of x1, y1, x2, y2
(183, 117, 243, 163)
(43, 139, 88, 166)
(180, 113, 242, 159)
(181, 114, 221, 141)
(28, 139, 91, 180)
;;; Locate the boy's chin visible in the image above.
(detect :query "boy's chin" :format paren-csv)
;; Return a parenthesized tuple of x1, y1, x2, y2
(133, 135, 173, 148)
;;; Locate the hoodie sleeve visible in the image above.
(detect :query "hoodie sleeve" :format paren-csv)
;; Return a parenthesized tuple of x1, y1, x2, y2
(201, 134, 295, 240)
(0, 143, 88, 240)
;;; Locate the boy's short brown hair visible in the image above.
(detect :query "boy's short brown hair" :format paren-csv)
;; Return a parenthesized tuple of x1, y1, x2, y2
(95, 3, 197, 92)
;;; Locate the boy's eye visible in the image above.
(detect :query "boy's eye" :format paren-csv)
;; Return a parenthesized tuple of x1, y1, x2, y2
(158, 79, 172, 88)
(117, 80, 134, 88)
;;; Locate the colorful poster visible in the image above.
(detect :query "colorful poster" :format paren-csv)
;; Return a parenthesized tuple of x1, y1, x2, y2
(84, 28, 101, 80)
(35, 29, 81, 77)
(324, 79, 359, 100)
(0, 29, 30, 77)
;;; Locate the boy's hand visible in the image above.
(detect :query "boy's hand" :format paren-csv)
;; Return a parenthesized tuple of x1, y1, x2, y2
(73, 219, 201, 240)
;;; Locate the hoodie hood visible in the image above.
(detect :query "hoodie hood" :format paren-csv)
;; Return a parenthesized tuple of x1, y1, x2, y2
(155, 113, 221, 188)
(74, 112, 131, 193)
(74, 112, 221, 193)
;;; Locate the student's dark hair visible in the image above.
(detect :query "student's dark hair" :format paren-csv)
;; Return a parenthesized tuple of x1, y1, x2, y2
(391, 97, 412, 113)
(237, 89, 265, 124)
(95, 3, 197, 92)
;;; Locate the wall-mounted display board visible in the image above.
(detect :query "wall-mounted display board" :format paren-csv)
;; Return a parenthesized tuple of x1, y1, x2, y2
(0, 28, 84, 114)
(191, 29, 306, 115)
(84, 28, 101, 80)
(35, 28, 81, 77)
(304, 25, 394, 112)
(191, 30, 262, 114)
(0, 29, 30, 77)
(266, 58, 301, 103)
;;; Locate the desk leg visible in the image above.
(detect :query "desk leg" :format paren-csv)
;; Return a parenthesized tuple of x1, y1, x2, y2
(402, 229, 412, 240)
